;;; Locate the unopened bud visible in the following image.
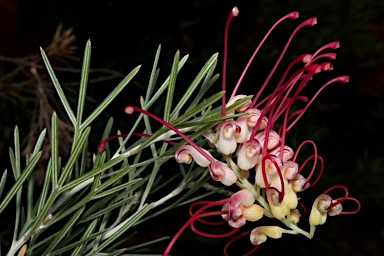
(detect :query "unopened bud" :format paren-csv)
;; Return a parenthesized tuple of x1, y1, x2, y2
(250, 226, 283, 245)
(243, 204, 264, 221)
(328, 201, 343, 216)
(290, 209, 301, 224)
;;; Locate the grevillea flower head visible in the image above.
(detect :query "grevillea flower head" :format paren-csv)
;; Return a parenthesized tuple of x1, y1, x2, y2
(97, 6, 362, 256)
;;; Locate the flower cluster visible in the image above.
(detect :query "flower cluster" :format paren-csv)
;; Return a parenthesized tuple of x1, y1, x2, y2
(162, 7, 360, 255)
(102, 6, 361, 256)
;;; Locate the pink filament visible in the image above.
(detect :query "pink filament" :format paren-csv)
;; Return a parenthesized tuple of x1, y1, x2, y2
(321, 185, 362, 215)
(125, 106, 215, 163)
(230, 12, 299, 100)
(286, 76, 350, 131)
(249, 17, 317, 109)
(223, 230, 260, 256)
(162, 197, 235, 256)
(222, 6, 239, 116)
(262, 154, 285, 201)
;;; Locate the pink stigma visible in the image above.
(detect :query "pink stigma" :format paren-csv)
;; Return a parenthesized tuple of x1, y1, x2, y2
(230, 11, 300, 100)
(222, 6, 239, 116)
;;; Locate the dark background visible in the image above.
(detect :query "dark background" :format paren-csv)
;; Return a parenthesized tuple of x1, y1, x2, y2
(1, 0, 383, 255)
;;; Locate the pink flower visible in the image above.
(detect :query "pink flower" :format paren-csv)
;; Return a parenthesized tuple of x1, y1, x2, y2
(221, 189, 264, 228)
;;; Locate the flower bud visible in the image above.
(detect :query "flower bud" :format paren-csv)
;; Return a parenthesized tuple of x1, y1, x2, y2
(226, 94, 252, 113)
(309, 194, 332, 226)
(217, 120, 239, 155)
(234, 116, 251, 143)
(243, 204, 264, 221)
(328, 201, 343, 216)
(250, 226, 283, 245)
(281, 161, 299, 180)
(254, 130, 280, 150)
(175, 145, 211, 167)
(283, 185, 298, 209)
(209, 161, 237, 186)
(290, 209, 301, 224)
(246, 108, 268, 130)
(266, 189, 289, 219)
(237, 139, 261, 170)
(291, 174, 309, 192)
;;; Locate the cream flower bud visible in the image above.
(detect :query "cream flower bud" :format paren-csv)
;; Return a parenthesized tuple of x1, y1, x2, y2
(175, 145, 212, 167)
(255, 156, 282, 188)
(246, 108, 268, 130)
(291, 174, 309, 192)
(270, 146, 294, 162)
(281, 161, 299, 180)
(222, 189, 255, 228)
(254, 130, 280, 150)
(226, 94, 252, 113)
(283, 184, 298, 210)
(250, 226, 283, 245)
(328, 200, 343, 216)
(234, 116, 251, 143)
(236, 139, 261, 170)
(222, 203, 247, 228)
(209, 161, 237, 186)
(290, 209, 301, 224)
(266, 189, 289, 219)
(243, 204, 264, 221)
(309, 194, 332, 226)
(217, 120, 239, 155)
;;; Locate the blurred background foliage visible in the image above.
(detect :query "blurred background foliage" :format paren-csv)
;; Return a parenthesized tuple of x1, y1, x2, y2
(0, 0, 383, 255)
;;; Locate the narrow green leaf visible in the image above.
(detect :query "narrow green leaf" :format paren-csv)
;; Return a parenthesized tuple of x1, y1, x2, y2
(94, 166, 134, 193)
(40, 47, 76, 126)
(163, 50, 179, 122)
(92, 178, 142, 200)
(145, 45, 161, 103)
(51, 112, 59, 189)
(124, 236, 169, 251)
(36, 159, 51, 216)
(188, 73, 219, 111)
(79, 134, 89, 177)
(0, 170, 7, 199)
(41, 207, 85, 255)
(80, 65, 141, 130)
(26, 168, 34, 223)
(95, 117, 114, 166)
(113, 54, 188, 156)
(171, 91, 225, 125)
(46, 191, 92, 229)
(0, 151, 42, 213)
(145, 54, 188, 108)
(62, 224, 102, 255)
(10, 126, 21, 179)
(32, 128, 47, 156)
(170, 53, 218, 120)
(95, 204, 154, 253)
(58, 127, 91, 186)
(59, 156, 124, 192)
(12, 176, 22, 241)
(80, 194, 137, 223)
(77, 40, 91, 127)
